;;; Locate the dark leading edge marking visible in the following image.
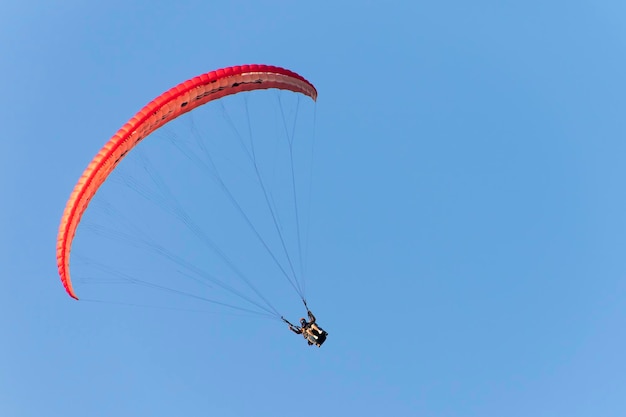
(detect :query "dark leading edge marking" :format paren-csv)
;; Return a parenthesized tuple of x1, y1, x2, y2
(113, 149, 129, 164)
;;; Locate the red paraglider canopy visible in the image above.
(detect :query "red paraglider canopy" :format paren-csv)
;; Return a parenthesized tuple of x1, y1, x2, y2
(57, 65, 317, 299)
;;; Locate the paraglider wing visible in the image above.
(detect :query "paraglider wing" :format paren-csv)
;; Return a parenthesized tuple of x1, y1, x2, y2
(56, 64, 317, 300)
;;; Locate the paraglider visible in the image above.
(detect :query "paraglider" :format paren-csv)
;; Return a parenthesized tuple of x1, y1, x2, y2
(56, 64, 327, 347)
(284, 309, 328, 347)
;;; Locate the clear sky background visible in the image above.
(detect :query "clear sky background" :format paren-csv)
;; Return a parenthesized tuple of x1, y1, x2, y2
(2, 1, 626, 416)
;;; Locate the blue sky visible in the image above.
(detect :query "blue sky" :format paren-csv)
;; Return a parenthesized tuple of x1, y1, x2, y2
(3, 1, 626, 416)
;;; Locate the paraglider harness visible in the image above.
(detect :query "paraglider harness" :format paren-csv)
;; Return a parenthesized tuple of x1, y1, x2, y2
(282, 300, 328, 347)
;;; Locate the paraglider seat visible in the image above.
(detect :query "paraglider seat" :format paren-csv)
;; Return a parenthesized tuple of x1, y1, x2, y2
(316, 331, 327, 346)
(308, 328, 328, 347)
